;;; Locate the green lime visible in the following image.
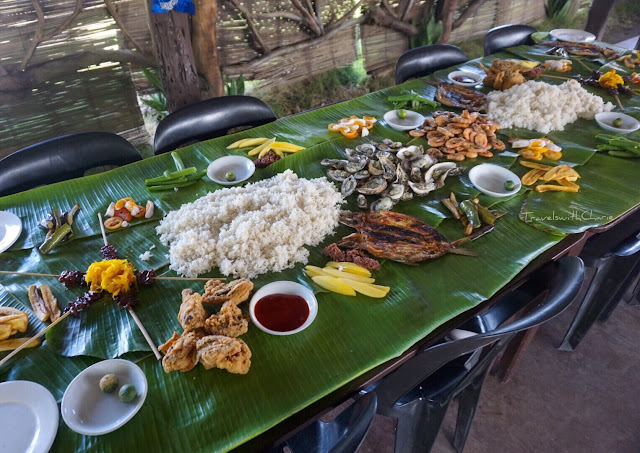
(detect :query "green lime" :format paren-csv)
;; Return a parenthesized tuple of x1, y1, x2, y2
(397, 109, 408, 119)
(118, 384, 138, 403)
(613, 117, 623, 128)
(225, 171, 236, 181)
(504, 180, 516, 191)
(99, 374, 118, 393)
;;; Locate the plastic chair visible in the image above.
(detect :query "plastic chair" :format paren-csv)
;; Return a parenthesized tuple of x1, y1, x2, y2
(153, 95, 277, 155)
(484, 24, 537, 56)
(368, 256, 584, 453)
(559, 230, 640, 351)
(266, 392, 377, 453)
(0, 132, 142, 197)
(395, 44, 468, 84)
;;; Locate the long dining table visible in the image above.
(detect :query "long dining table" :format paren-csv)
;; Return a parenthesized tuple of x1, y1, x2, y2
(1, 41, 640, 452)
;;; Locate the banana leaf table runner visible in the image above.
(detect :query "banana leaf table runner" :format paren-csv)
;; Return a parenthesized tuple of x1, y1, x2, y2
(1, 43, 639, 452)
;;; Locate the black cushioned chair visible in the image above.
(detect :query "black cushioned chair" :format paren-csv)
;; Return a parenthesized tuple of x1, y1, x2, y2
(484, 24, 537, 56)
(0, 132, 142, 197)
(153, 95, 277, 155)
(395, 44, 468, 84)
(266, 392, 377, 453)
(368, 256, 584, 453)
(559, 230, 640, 351)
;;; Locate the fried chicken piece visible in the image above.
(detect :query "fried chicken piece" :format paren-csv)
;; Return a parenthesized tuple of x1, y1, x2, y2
(204, 301, 248, 337)
(196, 335, 251, 374)
(159, 331, 199, 373)
(178, 289, 207, 331)
(202, 278, 253, 306)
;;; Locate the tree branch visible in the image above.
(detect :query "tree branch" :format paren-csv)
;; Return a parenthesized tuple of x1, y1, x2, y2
(304, 0, 324, 33)
(401, 0, 414, 22)
(229, 0, 271, 53)
(44, 0, 83, 41)
(326, 0, 364, 31)
(20, 0, 45, 71)
(381, 0, 400, 20)
(437, 0, 459, 43)
(104, 0, 151, 55)
(291, 0, 323, 36)
(258, 11, 306, 22)
(452, 0, 488, 29)
(370, 7, 418, 36)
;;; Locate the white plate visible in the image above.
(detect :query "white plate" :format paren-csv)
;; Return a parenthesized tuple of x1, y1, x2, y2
(594, 112, 640, 134)
(250, 281, 318, 336)
(550, 29, 596, 43)
(0, 381, 58, 453)
(61, 359, 147, 436)
(383, 110, 425, 131)
(207, 155, 256, 185)
(447, 70, 484, 87)
(468, 164, 521, 197)
(0, 211, 22, 254)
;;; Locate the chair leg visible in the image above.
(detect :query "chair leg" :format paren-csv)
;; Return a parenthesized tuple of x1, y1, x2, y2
(452, 373, 486, 453)
(392, 399, 450, 453)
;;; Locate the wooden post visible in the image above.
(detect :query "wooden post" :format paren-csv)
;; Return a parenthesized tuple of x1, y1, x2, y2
(437, 0, 459, 44)
(148, 6, 201, 112)
(585, 0, 619, 41)
(192, 0, 225, 98)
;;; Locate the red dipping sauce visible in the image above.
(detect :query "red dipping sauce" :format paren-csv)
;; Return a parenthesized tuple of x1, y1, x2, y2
(254, 294, 310, 332)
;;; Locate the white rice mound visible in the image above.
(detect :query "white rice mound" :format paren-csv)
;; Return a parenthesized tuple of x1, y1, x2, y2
(487, 79, 614, 134)
(156, 169, 343, 278)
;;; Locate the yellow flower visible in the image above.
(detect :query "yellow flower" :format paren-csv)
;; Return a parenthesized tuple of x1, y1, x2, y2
(85, 259, 136, 296)
(598, 69, 624, 89)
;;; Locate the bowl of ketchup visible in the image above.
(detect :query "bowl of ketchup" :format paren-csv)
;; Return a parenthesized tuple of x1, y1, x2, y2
(249, 281, 318, 335)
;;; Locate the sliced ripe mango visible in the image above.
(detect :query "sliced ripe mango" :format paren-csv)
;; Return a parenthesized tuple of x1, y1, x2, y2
(321, 267, 375, 283)
(304, 265, 329, 278)
(272, 149, 284, 158)
(226, 139, 246, 149)
(325, 261, 371, 277)
(338, 278, 390, 298)
(249, 138, 276, 157)
(271, 146, 301, 154)
(236, 137, 269, 148)
(311, 276, 356, 296)
(271, 142, 304, 151)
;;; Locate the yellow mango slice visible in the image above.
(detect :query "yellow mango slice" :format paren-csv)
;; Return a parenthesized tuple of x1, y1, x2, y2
(338, 279, 390, 298)
(271, 142, 304, 151)
(311, 276, 356, 296)
(271, 146, 301, 154)
(304, 265, 329, 278)
(321, 267, 375, 283)
(325, 261, 371, 277)
(236, 138, 269, 148)
(248, 138, 276, 157)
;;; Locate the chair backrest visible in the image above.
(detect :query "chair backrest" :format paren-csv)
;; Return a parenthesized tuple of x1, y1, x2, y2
(374, 256, 584, 415)
(395, 44, 468, 84)
(153, 95, 277, 155)
(484, 24, 537, 56)
(0, 132, 142, 197)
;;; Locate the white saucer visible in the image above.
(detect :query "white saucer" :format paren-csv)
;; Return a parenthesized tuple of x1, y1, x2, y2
(383, 110, 425, 131)
(0, 211, 22, 254)
(550, 29, 596, 43)
(207, 156, 256, 185)
(0, 381, 59, 453)
(61, 359, 147, 436)
(469, 164, 521, 197)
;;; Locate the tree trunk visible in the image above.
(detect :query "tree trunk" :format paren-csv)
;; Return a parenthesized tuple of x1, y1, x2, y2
(192, 0, 224, 97)
(148, 8, 201, 111)
(437, 0, 459, 44)
(585, 0, 619, 40)
(370, 7, 419, 36)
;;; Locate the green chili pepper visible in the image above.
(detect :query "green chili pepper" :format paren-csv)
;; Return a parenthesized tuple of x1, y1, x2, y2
(459, 200, 481, 228)
(146, 181, 198, 192)
(608, 150, 639, 158)
(472, 201, 498, 225)
(171, 152, 185, 171)
(39, 223, 72, 254)
(608, 139, 640, 155)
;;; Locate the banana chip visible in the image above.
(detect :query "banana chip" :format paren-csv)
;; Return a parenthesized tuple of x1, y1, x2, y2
(519, 160, 553, 171)
(0, 337, 40, 352)
(522, 169, 546, 186)
(535, 184, 579, 193)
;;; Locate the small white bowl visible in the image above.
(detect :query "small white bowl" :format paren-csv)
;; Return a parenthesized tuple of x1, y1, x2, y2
(448, 71, 484, 87)
(249, 281, 318, 336)
(469, 164, 521, 197)
(594, 112, 640, 134)
(207, 155, 256, 185)
(383, 110, 425, 131)
(61, 359, 148, 436)
(550, 28, 595, 43)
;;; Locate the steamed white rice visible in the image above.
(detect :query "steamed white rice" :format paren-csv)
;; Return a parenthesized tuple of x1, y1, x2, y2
(487, 79, 614, 133)
(156, 170, 342, 278)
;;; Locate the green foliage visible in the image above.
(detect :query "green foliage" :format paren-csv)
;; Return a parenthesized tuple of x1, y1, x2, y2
(224, 75, 246, 96)
(141, 68, 164, 91)
(546, 0, 572, 20)
(410, 15, 443, 49)
(140, 68, 169, 121)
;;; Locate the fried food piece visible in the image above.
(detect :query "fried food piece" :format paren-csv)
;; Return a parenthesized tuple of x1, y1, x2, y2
(178, 289, 207, 331)
(0, 307, 28, 340)
(28, 285, 49, 322)
(521, 169, 546, 186)
(0, 337, 41, 352)
(535, 184, 579, 193)
(159, 331, 199, 373)
(204, 301, 248, 338)
(40, 284, 61, 321)
(202, 278, 253, 306)
(197, 335, 251, 374)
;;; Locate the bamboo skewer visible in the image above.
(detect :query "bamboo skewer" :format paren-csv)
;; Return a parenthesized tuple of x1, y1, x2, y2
(0, 271, 225, 282)
(98, 213, 162, 360)
(540, 74, 572, 81)
(0, 311, 72, 368)
(614, 94, 625, 111)
(574, 58, 593, 72)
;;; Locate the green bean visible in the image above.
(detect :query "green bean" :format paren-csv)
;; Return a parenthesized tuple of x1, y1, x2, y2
(608, 150, 639, 158)
(145, 168, 197, 185)
(171, 152, 185, 171)
(608, 139, 640, 155)
(146, 181, 197, 192)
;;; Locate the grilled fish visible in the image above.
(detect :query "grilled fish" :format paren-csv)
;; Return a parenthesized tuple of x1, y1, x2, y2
(338, 211, 491, 264)
(435, 83, 487, 112)
(542, 41, 604, 58)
